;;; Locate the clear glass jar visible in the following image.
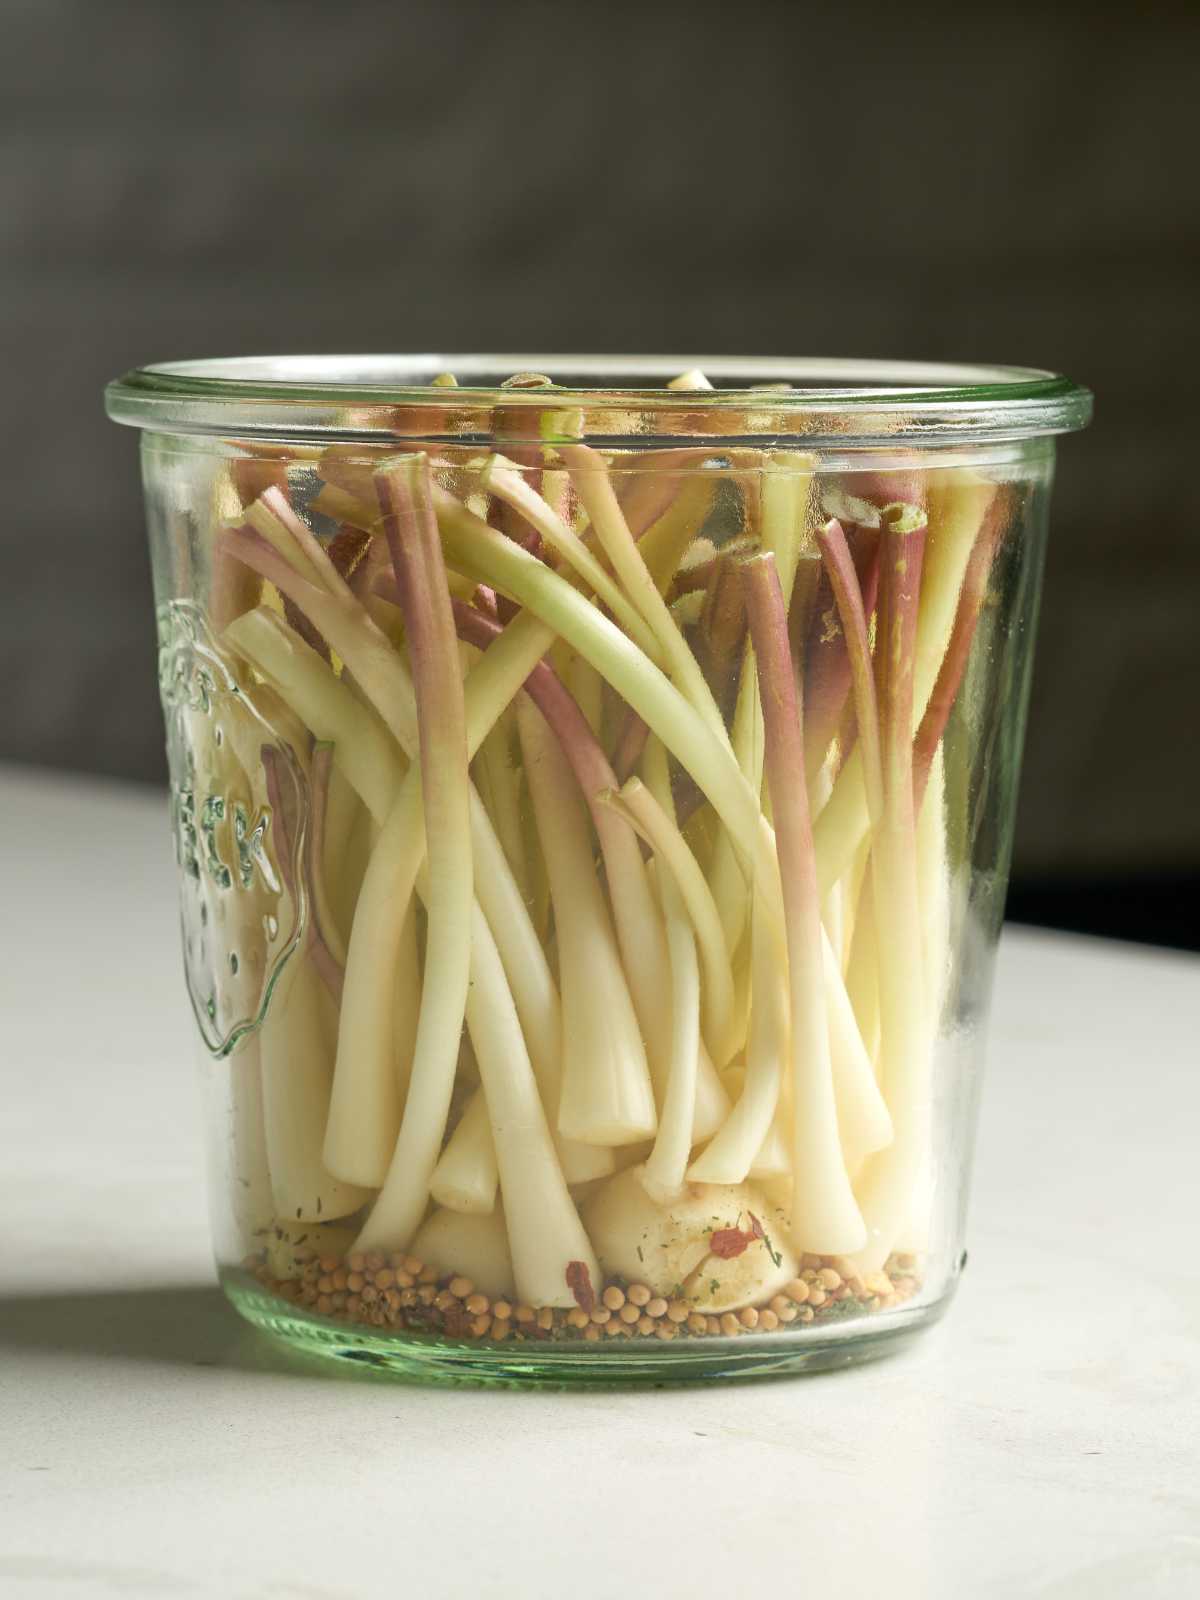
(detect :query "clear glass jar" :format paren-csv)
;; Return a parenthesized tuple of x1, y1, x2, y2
(106, 356, 1091, 1383)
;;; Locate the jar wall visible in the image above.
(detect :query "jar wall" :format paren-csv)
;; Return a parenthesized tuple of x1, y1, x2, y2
(142, 426, 1052, 1381)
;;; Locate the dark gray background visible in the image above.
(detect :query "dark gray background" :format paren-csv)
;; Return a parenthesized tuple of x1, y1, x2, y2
(3, 1, 1197, 944)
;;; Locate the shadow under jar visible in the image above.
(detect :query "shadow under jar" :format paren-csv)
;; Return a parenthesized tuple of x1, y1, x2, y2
(106, 356, 1091, 1385)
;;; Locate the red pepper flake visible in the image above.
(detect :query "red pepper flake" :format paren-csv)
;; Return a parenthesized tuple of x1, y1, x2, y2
(565, 1260, 595, 1313)
(709, 1227, 753, 1259)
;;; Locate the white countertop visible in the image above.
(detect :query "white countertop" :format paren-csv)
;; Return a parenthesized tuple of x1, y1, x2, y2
(1, 765, 1197, 1600)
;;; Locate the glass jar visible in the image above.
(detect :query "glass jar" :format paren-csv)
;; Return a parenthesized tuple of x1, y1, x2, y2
(106, 356, 1091, 1384)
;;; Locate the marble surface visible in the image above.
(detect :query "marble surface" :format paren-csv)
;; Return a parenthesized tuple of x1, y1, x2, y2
(1, 766, 1197, 1600)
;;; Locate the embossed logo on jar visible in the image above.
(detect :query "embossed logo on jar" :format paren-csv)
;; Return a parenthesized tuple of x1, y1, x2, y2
(158, 600, 306, 1056)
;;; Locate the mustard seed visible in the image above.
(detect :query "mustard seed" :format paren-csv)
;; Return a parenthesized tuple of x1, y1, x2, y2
(655, 1323, 677, 1341)
(464, 1293, 490, 1316)
(619, 1303, 640, 1325)
(469, 1314, 490, 1338)
(719, 1313, 741, 1337)
(758, 1308, 779, 1331)
(583, 1324, 601, 1343)
(375, 1268, 395, 1291)
(626, 1283, 651, 1307)
(688, 1313, 708, 1335)
(566, 1308, 590, 1330)
(636, 1316, 656, 1336)
(602, 1286, 626, 1312)
(738, 1307, 758, 1330)
(514, 1304, 535, 1323)
(666, 1300, 689, 1324)
(492, 1301, 512, 1321)
(818, 1267, 842, 1291)
(645, 1297, 668, 1319)
(589, 1307, 612, 1325)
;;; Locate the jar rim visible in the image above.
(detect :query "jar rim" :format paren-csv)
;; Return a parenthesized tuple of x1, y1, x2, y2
(105, 353, 1092, 447)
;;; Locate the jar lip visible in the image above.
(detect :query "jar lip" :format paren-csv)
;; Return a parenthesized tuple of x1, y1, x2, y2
(106, 353, 1093, 446)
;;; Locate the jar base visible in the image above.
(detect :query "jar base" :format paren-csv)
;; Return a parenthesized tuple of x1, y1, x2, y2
(221, 1268, 951, 1388)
